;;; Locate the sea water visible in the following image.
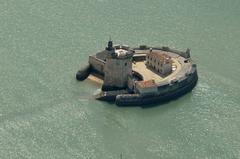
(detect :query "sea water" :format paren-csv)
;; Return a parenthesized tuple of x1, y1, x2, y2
(0, 0, 240, 158)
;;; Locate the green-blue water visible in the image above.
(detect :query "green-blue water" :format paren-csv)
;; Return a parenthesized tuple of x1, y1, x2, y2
(0, 0, 240, 158)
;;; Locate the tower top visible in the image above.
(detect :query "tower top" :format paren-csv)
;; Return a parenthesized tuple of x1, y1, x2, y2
(106, 38, 114, 51)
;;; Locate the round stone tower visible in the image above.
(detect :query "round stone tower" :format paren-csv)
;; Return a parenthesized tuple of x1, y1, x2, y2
(102, 41, 133, 91)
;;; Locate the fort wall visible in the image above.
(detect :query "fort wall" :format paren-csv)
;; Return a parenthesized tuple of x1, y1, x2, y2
(133, 46, 190, 59)
(115, 69, 198, 106)
(89, 55, 105, 74)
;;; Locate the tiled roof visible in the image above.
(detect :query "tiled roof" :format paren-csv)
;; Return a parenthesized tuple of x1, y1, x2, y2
(136, 79, 156, 88)
(147, 52, 171, 61)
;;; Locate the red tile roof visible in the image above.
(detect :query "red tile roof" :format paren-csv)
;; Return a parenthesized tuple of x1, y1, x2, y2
(147, 52, 172, 62)
(136, 79, 156, 88)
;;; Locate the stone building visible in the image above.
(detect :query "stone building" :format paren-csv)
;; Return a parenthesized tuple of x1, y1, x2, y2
(145, 52, 172, 76)
(135, 79, 158, 94)
(102, 41, 133, 90)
